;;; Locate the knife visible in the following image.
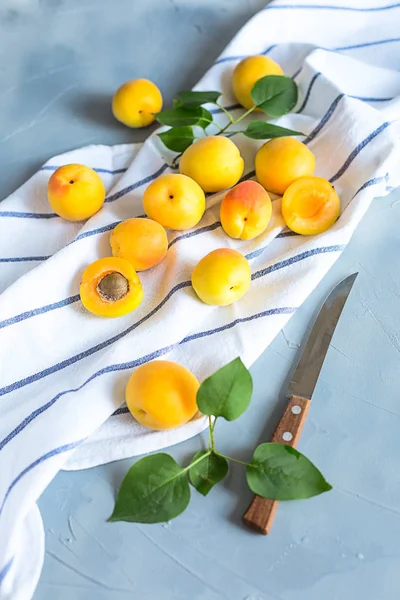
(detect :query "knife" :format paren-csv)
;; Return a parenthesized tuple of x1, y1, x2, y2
(243, 273, 358, 534)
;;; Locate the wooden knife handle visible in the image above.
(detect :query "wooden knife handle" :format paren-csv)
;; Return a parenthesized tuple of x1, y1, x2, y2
(243, 395, 311, 535)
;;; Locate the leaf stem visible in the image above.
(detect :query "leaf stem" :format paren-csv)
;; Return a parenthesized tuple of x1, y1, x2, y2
(184, 450, 211, 474)
(231, 105, 256, 126)
(215, 451, 252, 468)
(208, 416, 216, 451)
(171, 153, 182, 169)
(215, 102, 235, 123)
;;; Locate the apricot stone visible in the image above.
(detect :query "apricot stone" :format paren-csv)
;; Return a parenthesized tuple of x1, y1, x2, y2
(80, 257, 143, 318)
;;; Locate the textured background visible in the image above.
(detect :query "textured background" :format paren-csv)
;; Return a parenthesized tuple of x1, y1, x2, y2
(1, 1, 400, 599)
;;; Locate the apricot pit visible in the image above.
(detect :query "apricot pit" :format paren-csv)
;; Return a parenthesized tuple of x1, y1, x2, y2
(80, 257, 144, 318)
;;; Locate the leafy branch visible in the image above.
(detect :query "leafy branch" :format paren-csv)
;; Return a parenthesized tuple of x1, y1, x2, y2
(108, 358, 331, 525)
(153, 75, 303, 167)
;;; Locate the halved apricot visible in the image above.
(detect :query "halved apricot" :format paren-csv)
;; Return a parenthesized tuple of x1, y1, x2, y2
(80, 257, 144, 318)
(281, 176, 341, 235)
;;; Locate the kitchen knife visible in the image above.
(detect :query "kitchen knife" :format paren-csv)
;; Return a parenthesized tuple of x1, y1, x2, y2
(243, 273, 358, 534)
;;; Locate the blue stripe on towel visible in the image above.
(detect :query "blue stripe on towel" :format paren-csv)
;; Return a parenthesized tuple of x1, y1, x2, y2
(0, 256, 50, 263)
(263, 3, 400, 13)
(0, 295, 80, 330)
(0, 557, 13, 584)
(330, 121, 391, 183)
(41, 165, 128, 175)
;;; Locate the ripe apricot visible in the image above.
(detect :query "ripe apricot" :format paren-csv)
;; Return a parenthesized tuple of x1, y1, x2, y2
(220, 180, 272, 240)
(110, 218, 168, 271)
(80, 257, 143, 318)
(48, 164, 105, 221)
(255, 137, 315, 196)
(112, 79, 163, 128)
(232, 55, 284, 110)
(282, 176, 341, 235)
(126, 360, 199, 430)
(180, 136, 244, 193)
(192, 248, 251, 306)
(143, 173, 205, 230)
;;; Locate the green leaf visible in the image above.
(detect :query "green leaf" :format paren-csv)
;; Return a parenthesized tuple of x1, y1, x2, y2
(243, 121, 304, 140)
(173, 98, 183, 108)
(108, 453, 190, 524)
(246, 443, 332, 500)
(196, 357, 253, 421)
(155, 106, 208, 127)
(250, 75, 298, 117)
(175, 90, 221, 108)
(197, 107, 214, 129)
(158, 126, 194, 152)
(189, 451, 228, 496)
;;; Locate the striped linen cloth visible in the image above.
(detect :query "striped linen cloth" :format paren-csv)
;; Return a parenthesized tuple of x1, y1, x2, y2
(1, 0, 400, 597)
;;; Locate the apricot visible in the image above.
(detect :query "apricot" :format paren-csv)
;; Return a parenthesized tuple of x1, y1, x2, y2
(180, 136, 244, 193)
(110, 218, 168, 271)
(47, 164, 105, 221)
(192, 248, 251, 306)
(143, 173, 205, 230)
(255, 137, 316, 196)
(80, 257, 143, 318)
(126, 360, 199, 430)
(232, 55, 284, 110)
(112, 79, 163, 128)
(282, 176, 341, 235)
(220, 180, 272, 240)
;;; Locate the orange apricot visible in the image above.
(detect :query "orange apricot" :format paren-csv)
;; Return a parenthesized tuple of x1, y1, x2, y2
(281, 176, 341, 235)
(126, 360, 199, 430)
(232, 55, 284, 110)
(255, 137, 315, 196)
(48, 164, 105, 221)
(220, 180, 272, 240)
(110, 218, 168, 271)
(143, 173, 205, 230)
(192, 248, 251, 306)
(80, 257, 143, 318)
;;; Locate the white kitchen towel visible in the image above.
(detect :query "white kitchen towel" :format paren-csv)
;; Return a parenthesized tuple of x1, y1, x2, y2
(1, 1, 400, 598)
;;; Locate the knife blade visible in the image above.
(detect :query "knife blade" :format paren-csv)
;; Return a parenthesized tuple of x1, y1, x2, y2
(288, 272, 358, 400)
(243, 273, 358, 534)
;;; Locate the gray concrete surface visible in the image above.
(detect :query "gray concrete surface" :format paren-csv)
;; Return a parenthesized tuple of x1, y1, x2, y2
(1, 1, 400, 599)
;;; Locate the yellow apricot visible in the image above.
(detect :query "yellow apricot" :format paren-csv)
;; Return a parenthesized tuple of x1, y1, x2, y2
(143, 173, 205, 230)
(180, 136, 244, 193)
(112, 79, 163, 128)
(110, 218, 168, 271)
(47, 164, 105, 221)
(192, 248, 251, 306)
(126, 360, 199, 430)
(282, 176, 341, 235)
(255, 137, 315, 196)
(232, 55, 284, 110)
(220, 180, 272, 240)
(80, 257, 143, 318)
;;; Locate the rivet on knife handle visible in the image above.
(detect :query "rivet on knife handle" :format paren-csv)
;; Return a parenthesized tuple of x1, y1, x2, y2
(243, 395, 310, 534)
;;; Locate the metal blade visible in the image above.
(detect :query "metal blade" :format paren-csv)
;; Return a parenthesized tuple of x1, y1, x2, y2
(287, 273, 358, 400)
